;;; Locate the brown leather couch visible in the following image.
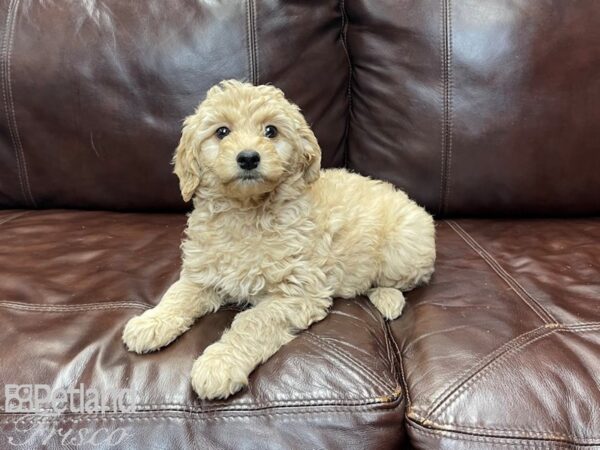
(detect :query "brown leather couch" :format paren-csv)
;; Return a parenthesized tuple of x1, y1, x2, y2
(1, 1, 599, 448)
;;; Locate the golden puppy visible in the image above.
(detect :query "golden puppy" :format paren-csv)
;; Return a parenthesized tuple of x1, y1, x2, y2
(122, 80, 436, 400)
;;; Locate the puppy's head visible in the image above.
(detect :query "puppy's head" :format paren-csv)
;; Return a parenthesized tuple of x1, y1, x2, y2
(173, 80, 321, 202)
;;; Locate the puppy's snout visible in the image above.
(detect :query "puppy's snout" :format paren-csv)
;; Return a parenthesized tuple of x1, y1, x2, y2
(237, 150, 260, 170)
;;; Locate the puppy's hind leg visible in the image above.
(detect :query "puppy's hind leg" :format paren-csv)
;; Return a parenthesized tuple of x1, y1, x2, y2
(367, 287, 405, 320)
(369, 206, 435, 321)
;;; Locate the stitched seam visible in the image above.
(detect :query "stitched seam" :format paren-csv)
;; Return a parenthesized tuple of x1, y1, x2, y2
(407, 419, 600, 448)
(0, 210, 30, 226)
(245, 0, 252, 83)
(2, 0, 24, 204)
(387, 321, 411, 408)
(0, 301, 249, 313)
(0, 301, 153, 312)
(558, 322, 600, 330)
(0, 396, 401, 415)
(423, 325, 554, 418)
(339, 0, 353, 168)
(372, 299, 397, 385)
(252, 0, 259, 84)
(305, 332, 396, 392)
(409, 411, 600, 443)
(3, 0, 35, 207)
(1, 0, 23, 200)
(452, 220, 557, 321)
(7, 0, 34, 206)
(438, 0, 452, 216)
(447, 220, 556, 323)
(446, 220, 554, 323)
(246, 0, 258, 84)
(0, 400, 404, 422)
(382, 319, 397, 385)
(428, 325, 600, 421)
(445, 0, 453, 213)
(429, 327, 559, 418)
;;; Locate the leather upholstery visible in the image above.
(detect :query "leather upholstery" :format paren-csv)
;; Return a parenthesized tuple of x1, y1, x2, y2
(0, 0, 348, 211)
(0, 210, 405, 449)
(393, 219, 600, 448)
(346, 0, 600, 216)
(5, 1, 598, 216)
(1, 1, 599, 449)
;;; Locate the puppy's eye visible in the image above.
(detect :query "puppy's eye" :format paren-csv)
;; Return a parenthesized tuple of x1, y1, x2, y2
(264, 125, 278, 139)
(215, 127, 230, 140)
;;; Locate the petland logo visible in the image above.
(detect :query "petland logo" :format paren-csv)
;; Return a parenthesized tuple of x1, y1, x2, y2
(5, 384, 136, 414)
(4, 384, 136, 447)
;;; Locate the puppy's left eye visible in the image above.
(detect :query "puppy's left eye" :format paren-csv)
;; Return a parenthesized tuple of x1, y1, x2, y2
(215, 126, 230, 140)
(264, 125, 278, 139)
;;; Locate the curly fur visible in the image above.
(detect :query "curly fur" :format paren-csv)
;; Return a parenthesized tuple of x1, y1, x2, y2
(122, 80, 436, 400)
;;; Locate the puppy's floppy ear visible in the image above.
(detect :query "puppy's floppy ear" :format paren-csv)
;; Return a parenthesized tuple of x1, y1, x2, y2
(172, 115, 201, 202)
(289, 102, 321, 184)
(298, 123, 322, 184)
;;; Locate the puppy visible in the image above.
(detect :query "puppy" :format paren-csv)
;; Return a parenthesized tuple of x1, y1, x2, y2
(122, 80, 436, 400)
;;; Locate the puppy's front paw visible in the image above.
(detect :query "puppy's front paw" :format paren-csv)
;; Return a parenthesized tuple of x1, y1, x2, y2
(122, 311, 189, 354)
(191, 345, 248, 400)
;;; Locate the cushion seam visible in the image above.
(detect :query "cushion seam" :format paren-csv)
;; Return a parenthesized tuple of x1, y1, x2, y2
(446, 220, 556, 323)
(382, 320, 399, 390)
(0, 301, 153, 312)
(0, 396, 402, 415)
(426, 324, 600, 421)
(2, 0, 36, 207)
(339, 0, 353, 168)
(305, 331, 396, 392)
(245, 0, 258, 85)
(421, 325, 553, 418)
(0, 301, 247, 313)
(407, 416, 600, 447)
(438, 0, 453, 216)
(409, 411, 600, 443)
(0, 399, 404, 422)
(0, 210, 31, 226)
(386, 321, 412, 408)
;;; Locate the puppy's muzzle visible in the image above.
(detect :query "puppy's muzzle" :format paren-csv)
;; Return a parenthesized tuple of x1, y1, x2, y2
(236, 150, 260, 171)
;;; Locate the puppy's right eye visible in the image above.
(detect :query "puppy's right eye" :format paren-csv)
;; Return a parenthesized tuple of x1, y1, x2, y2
(215, 127, 230, 140)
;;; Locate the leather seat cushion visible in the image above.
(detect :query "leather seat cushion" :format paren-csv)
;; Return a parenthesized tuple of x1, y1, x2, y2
(3, 210, 598, 448)
(0, 210, 405, 449)
(393, 219, 600, 449)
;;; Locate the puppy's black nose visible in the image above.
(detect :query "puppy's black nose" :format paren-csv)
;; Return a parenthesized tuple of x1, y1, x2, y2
(236, 150, 260, 170)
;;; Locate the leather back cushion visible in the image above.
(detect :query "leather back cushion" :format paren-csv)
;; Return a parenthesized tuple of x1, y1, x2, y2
(0, 0, 348, 210)
(2, 0, 599, 216)
(346, 0, 600, 216)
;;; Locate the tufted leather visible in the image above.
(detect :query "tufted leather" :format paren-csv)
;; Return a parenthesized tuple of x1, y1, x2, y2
(1, 1, 599, 449)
